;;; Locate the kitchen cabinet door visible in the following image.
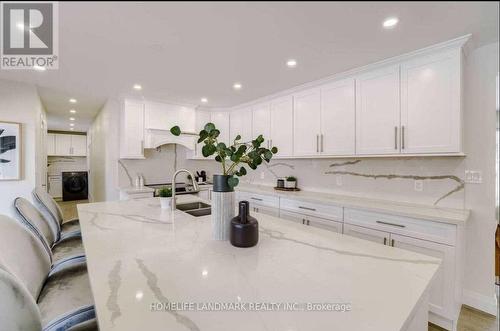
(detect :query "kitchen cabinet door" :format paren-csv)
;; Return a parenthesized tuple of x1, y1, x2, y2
(270, 96, 293, 157)
(211, 111, 230, 145)
(71, 135, 87, 156)
(120, 99, 145, 159)
(320, 78, 356, 155)
(356, 65, 401, 155)
(306, 215, 343, 234)
(343, 223, 390, 245)
(401, 50, 461, 153)
(230, 108, 252, 143)
(47, 133, 56, 156)
(252, 103, 271, 146)
(194, 111, 211, 158)
(279, 209, 308, 225)
(54, 134, 72, 156)
(390, 233, 455, 320)
(293, 88, 321, 156)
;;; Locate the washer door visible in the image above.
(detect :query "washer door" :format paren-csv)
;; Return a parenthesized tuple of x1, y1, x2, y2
(64, 175, 87, 194)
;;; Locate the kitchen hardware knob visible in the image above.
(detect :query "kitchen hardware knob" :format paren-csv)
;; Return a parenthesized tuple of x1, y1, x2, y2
(376, 220, 405, 228)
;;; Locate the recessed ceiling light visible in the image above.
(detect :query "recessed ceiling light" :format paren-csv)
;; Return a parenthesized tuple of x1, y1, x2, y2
(133, 84, 142, 90)
(33, 65, 46, 71)
(233, 83, 242, 90)
(383, 17, 399, 28)
(69, 98, 77, 103)
(70, 123, 75, 127)
(69, 117, 75, 121)
(201, 97, 208, 103)
(286, 59, 297, 68)
(69, 109, 76, 114)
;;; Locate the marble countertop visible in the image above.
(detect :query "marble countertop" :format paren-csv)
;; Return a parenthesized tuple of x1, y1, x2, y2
(119, 186, 155, 194)
(237, 184, 470, 225)
(78, 196, 439, 331)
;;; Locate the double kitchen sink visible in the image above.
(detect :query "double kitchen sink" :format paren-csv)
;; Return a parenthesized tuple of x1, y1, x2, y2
(176, 202, 211, 217)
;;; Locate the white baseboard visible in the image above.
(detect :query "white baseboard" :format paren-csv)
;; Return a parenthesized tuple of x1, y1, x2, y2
(462, 289, 498, 316)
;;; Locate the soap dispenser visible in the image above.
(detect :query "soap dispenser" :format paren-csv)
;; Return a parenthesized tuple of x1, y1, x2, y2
(230, 201, 259, 248)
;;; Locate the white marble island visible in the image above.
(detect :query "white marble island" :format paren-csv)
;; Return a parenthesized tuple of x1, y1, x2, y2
(78, 196, 440, 331)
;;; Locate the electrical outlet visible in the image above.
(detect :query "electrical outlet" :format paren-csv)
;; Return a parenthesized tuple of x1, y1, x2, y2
(465, 170, 482, 184)
(336, 175, 342, 186)
(414, 180, 423, 192)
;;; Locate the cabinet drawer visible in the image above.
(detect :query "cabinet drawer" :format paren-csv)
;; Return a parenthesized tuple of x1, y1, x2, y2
(236, 191, 279, 208)
(280, 198, 343, 221)
(250, 205, 280, 218)
(280, 210, 342, 233)
(344, 208, 456, 246)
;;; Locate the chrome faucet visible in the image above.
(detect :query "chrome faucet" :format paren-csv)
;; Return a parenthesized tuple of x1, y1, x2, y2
(171, 169, 199, 210)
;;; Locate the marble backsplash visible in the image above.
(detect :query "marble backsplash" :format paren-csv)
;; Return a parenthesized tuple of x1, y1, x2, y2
(117, 145, 466, 209)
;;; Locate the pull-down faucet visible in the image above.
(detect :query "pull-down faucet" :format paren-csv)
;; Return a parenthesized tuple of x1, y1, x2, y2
(171, 169, 199, 210)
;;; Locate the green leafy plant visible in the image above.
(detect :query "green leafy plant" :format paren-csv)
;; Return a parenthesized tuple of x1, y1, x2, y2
(171, 123, 278, 188)
(286, 176, 297, 182)
(158, 187, 172, 198)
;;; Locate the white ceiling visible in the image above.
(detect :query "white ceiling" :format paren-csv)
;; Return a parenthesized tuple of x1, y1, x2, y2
(0, 2, 498, 131)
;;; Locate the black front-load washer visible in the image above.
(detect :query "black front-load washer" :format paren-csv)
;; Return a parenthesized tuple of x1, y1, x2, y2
(62, 171, 88, 201)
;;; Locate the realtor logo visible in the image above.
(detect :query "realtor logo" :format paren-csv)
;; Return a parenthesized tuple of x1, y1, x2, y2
(1, 1, 59, 69)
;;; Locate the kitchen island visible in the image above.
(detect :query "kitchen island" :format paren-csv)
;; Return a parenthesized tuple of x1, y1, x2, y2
(78, 196, 439, 331)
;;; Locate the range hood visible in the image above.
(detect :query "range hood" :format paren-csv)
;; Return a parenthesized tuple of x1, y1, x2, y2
(144, 128, 197, 150)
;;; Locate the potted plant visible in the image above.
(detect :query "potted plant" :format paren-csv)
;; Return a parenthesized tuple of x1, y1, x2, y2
(171, 123, 278, 240)
(285, 176, 297, 189)
(158, 187, 172, 209)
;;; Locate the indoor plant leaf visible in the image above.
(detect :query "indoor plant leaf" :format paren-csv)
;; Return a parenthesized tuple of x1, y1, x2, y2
(170, 126, 181, 136)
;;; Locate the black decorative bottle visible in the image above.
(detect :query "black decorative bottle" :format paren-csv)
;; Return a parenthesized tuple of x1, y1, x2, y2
(230, 201, 259, 248)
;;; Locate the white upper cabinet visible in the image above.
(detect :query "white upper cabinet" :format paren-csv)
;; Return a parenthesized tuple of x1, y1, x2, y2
(120, 99, 145, 159)
(211, 111, 230, 145)
(400, 50, 461, 153)
(252, 103, 271, 146)
(71, 135, 87, 156)
(54, 134, 72, 156)
(144, 102, 196, 132)
(230, 108, 252, 143)
(320, 78, 355, 155)
(47, 133, 56, 155)
(356, 65, 401, 155)
(270, 96, 293, 157)
(293, 88, 321, 156)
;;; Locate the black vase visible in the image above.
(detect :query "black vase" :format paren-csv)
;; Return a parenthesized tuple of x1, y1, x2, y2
(212, 174, 234, 192)
(230, 201, 258, 248)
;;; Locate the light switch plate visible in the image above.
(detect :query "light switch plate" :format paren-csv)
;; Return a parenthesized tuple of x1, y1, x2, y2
(465, 170, 482, 184)
(414, 180, 424, 192)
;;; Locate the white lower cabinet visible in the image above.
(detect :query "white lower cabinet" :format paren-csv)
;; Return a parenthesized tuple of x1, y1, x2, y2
(343, 223, 389, 245)
(250, 204, 279, 218)
(280, 210, 342, 233)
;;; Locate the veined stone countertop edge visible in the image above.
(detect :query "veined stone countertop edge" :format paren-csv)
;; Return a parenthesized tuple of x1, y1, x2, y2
(236, 184, 470, 225)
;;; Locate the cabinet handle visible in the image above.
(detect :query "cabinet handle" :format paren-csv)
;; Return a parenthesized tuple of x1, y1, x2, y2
(391, 239, 395, 247)
(316, 134, 319, 153)
(299, 206, 316, 211)
(320, 134, 324, 153)
(251, 197, 263, 201)
(302, 219, 305, 224)
(401, 126, 405, 150)
(306, 220, 310, 225)
(376, 220, 406, 228)
(394, 126, 398, 150)
(383, 237, 387, 245)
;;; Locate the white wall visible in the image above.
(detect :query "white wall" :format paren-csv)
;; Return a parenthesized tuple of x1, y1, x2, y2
(87, 98, 120, 202)
(462, 42, 499, 314)
(0, 79, 46, 219)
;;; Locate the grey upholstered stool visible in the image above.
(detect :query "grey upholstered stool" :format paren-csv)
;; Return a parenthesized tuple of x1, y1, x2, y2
(33, 187, 81, 237)
(0, 215, 96, 331)
(14, 197, 84, 263)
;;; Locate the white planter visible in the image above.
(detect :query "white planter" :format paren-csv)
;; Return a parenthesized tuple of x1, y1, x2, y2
(211, 191, 235, 240)
(160, 197, 172, 209)
(285, 180, 296, 189)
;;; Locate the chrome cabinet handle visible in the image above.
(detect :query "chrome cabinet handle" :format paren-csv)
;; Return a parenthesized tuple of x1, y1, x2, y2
(376, 220, 405, 228)
(321, 134, 324, 152)
(401, 126, 405, 149)
(383, 237, 387, 245)
(251, 197, 263, 201)
(391, 239, 395, 247)
(302, 219, 305, 225)
(394, 126, 398, 150)
(316, 134, 319, 153)
(299, 206, 316, 211)
(306, 220, 310, 225)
